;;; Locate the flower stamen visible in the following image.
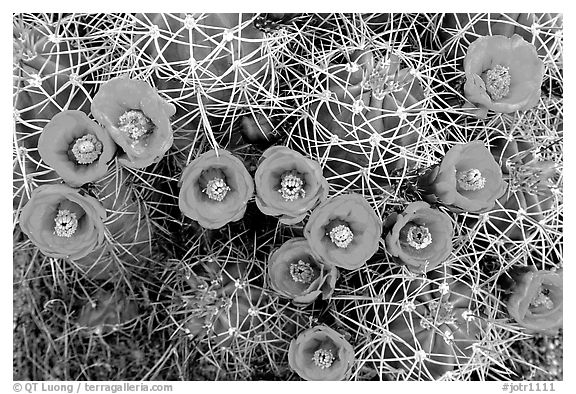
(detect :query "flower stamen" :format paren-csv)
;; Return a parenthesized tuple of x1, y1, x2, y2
(484, 64, 511, 101)
(118, 110, 155, 141)
(203, 178, 231, 202)
(407, 225, 432, 250)
(456, 168, 486, 191)
(53, 209, 78, 238)
(289, 260, 315, 284)
(312, 348, 335, 369)
(329, 224, 354, 248)
(278, 171, 306, 201)
(70, 134, 103, 165)
(530, 288, 554, 310)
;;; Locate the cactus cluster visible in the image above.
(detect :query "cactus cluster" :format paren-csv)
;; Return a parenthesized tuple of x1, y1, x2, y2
(13, 13, 562, 381)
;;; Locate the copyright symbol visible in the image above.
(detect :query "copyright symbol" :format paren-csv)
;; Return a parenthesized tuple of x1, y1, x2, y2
(13, 383, 22, 392)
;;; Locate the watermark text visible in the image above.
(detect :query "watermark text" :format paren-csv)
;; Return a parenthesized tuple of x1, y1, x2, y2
(502, 382, 556, 393)
(13, 382, 173, 394)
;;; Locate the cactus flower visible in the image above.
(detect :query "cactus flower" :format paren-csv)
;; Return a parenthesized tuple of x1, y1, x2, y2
(304, 193, 381, 270)
(19, 184, 106, 260)
(463, 35, 544, 117)
(385, 201, 454, 273)
(38, 110, 116, 187)
(178, 149, 254, 229)
(267, 238, 338, 305)
(255, 146, 329, 224)
(288, 325, 355, 381)
(506, 268, 562, 335)
(419, 141, 507, 213)
(91, 77, 176, 169)
(440, 13, 563, 59)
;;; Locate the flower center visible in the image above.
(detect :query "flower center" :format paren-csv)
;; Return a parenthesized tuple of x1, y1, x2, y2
(530, 288, 554, 310)
(53, 209, 78, 238)
(118, 109, 155, 141)
(407, 225, 432, 250)
(328, 223, 354, 249)
(420, 300, 456, 330)
(289, 260, 315, 284)
(203, 177, 231, 202)
(278, 171, 306, 202)
(456, 168, 486, 191)
(70, 134, 103, 165)
(483, 64, 511, 101)
(312, 348, 334, 369)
